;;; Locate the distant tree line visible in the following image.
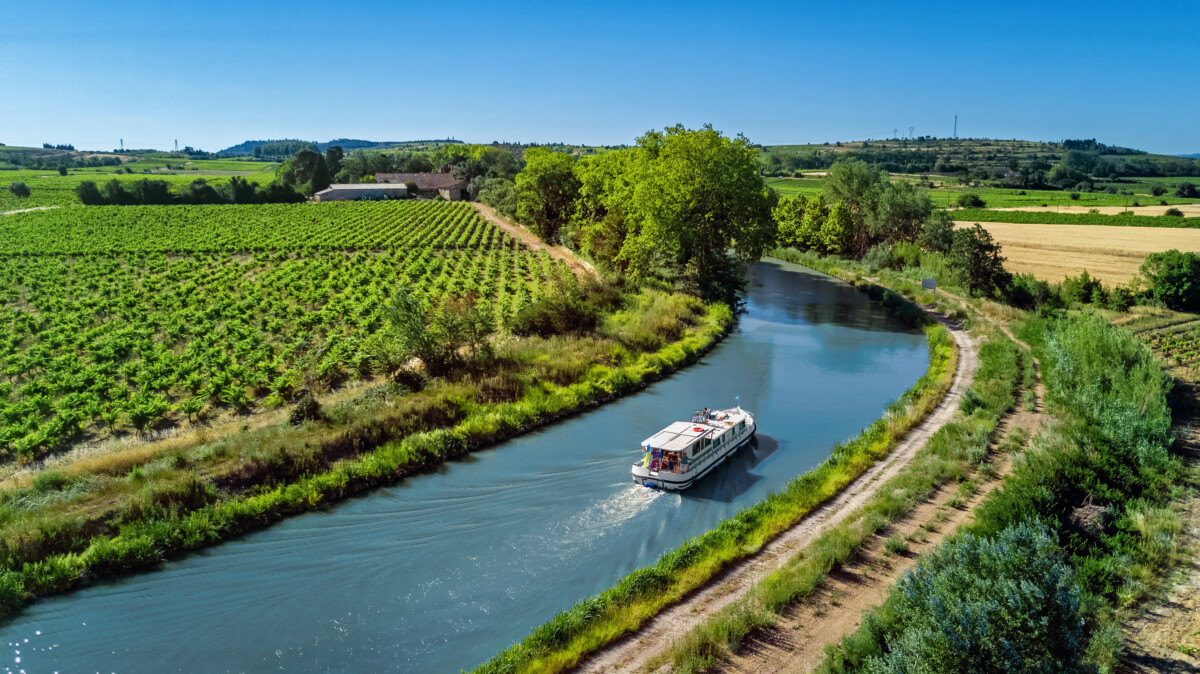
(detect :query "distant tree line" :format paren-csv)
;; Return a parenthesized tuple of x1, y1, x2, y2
(0, 150, 123, 171)
(75, 178, 304, 205)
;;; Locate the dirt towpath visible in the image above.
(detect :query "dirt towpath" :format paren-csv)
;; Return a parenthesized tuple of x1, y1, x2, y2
(576, 313, 979, 673)
(1, 206, 59, 216)
(472, 203, 596, 278)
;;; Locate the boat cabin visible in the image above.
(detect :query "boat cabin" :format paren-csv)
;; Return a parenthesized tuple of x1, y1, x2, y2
(640, 410, 745, 475)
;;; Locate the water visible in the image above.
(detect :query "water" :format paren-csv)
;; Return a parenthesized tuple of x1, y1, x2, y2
(0, 259, 928, 673)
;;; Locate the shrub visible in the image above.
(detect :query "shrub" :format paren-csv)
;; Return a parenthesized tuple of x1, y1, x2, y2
(1175, 182, 1199, 199)
(1151, 186, 1167, 197)
(956, 193, 986, 208)
(862, 243, 897, 272)
(1069, 192, 1081, 200)
(865, 521, 1090, 674)
(8, 182, 30, 198)
(1141, 249, 1200, 311)
(510, 274, 621, 338)
(288, 391, 323, 425)
(1165, 207, 1184, 217)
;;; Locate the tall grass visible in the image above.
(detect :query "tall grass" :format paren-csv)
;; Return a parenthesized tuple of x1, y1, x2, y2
(471, 308, 958, 673)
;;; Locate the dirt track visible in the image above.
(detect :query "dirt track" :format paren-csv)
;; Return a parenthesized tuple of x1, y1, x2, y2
(472, 203, 596, 278)
(576, 314, 978, 673)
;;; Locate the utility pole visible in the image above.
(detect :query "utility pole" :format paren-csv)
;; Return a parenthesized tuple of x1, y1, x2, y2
(953, 115, 958, 139)
(174, 139, 178, 152)
(120, 138, 124, 152)
(909, 126, 914, 140)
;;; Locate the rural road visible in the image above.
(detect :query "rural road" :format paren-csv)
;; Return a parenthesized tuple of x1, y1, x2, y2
(472, 202, 596, 278)
(576, 312, 978, 673)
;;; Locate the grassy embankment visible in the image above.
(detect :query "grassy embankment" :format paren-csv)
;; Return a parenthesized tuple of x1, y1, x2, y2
(0, 291, 731, 617)
(471, 266, 957, 674)
(652, 251, 1027, 672)
(666, 339, 1022, 672)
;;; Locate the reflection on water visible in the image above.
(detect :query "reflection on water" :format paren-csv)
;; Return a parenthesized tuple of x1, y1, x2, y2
(0, 259, 929, 673)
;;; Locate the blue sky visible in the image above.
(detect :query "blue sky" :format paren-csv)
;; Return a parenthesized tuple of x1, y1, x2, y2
(2, 0, 1198, 154)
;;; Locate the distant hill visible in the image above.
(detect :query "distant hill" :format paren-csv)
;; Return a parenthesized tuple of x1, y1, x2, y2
(759, 137, 1200, 179)
(1180, 153, 1200, 159)
(218, 138, 463, 156)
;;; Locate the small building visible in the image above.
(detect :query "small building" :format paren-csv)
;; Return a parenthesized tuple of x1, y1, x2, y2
(313, 183, 409, 202)
(375, 172, 467, 201)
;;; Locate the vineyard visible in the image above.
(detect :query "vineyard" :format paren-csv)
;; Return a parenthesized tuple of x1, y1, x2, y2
(0, 201, 564, 460)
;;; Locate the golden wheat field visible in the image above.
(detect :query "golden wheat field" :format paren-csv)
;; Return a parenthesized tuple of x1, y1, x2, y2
(955, 221, 1200, 284)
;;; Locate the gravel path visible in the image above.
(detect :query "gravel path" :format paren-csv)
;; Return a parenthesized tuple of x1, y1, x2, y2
(1, 206, 59, 216)
(576, 314, 978, 673)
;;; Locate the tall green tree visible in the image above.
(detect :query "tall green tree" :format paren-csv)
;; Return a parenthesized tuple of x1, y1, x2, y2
(1141, 249, 1200, 311)
(949, 224, 1011, 296)
(573, 125, 777, 303)
(515, 148, 580, 243)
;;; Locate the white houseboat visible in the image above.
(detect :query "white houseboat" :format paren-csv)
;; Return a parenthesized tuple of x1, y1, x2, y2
(631, 407, 756, 491)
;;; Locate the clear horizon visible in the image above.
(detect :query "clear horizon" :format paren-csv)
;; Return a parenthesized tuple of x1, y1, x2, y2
(3, 0, 1198, 155)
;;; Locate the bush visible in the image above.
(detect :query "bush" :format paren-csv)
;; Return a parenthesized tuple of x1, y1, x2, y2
(956, 193, 986, 208)
(1175, 182, 1199, 199)
(1151, 186, 1167, 197)
(8, 182, 30, 198)
(1141, 249, 1200, 311)
(1165, 207, 1184, 217)
(1006, 273, 1058, 311)
(865, 521, 1090, 674)
(510, 275, 621, 338)
(288, 391, 323, 425)
(862, 243, 897, 272)
(1069, 192, 1081, 200)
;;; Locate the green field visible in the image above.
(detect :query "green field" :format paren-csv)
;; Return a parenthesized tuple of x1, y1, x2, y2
(765, 175, 1200, 209)
(0, 201, 562, 460)
(0, 168, 279, 210)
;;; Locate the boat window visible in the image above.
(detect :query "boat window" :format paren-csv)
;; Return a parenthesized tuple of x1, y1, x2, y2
(736, 421, 745, 432)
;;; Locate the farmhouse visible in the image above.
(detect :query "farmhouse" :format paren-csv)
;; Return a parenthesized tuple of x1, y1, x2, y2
(314, 183, 409, 202)
(375, 172, 467, 201)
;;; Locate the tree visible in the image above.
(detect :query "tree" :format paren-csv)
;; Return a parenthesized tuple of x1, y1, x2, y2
(820, 202, 854, 255)
(571, 125, 777, 303)
(872, 181, 932, 244)
(74, 181, 103, 205)
(772, 195, 810, 248)
(1175, 182, 1199, 198)
(918, 210, 954, 254)
(1151, 185, 1167, 197)
(57, 166, 68, 177)
(866, 521, 1090, 674)
(324, 146, 344, 178)
(311, 154, 331, 194)
(8, 182, 30, 198)
(1141, 249, 1200, 311)
(824, 159, 885, 255)
(956, 193, 986, 208)
(949, 223, 1010, 296)
(515, 148, 579, 242)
